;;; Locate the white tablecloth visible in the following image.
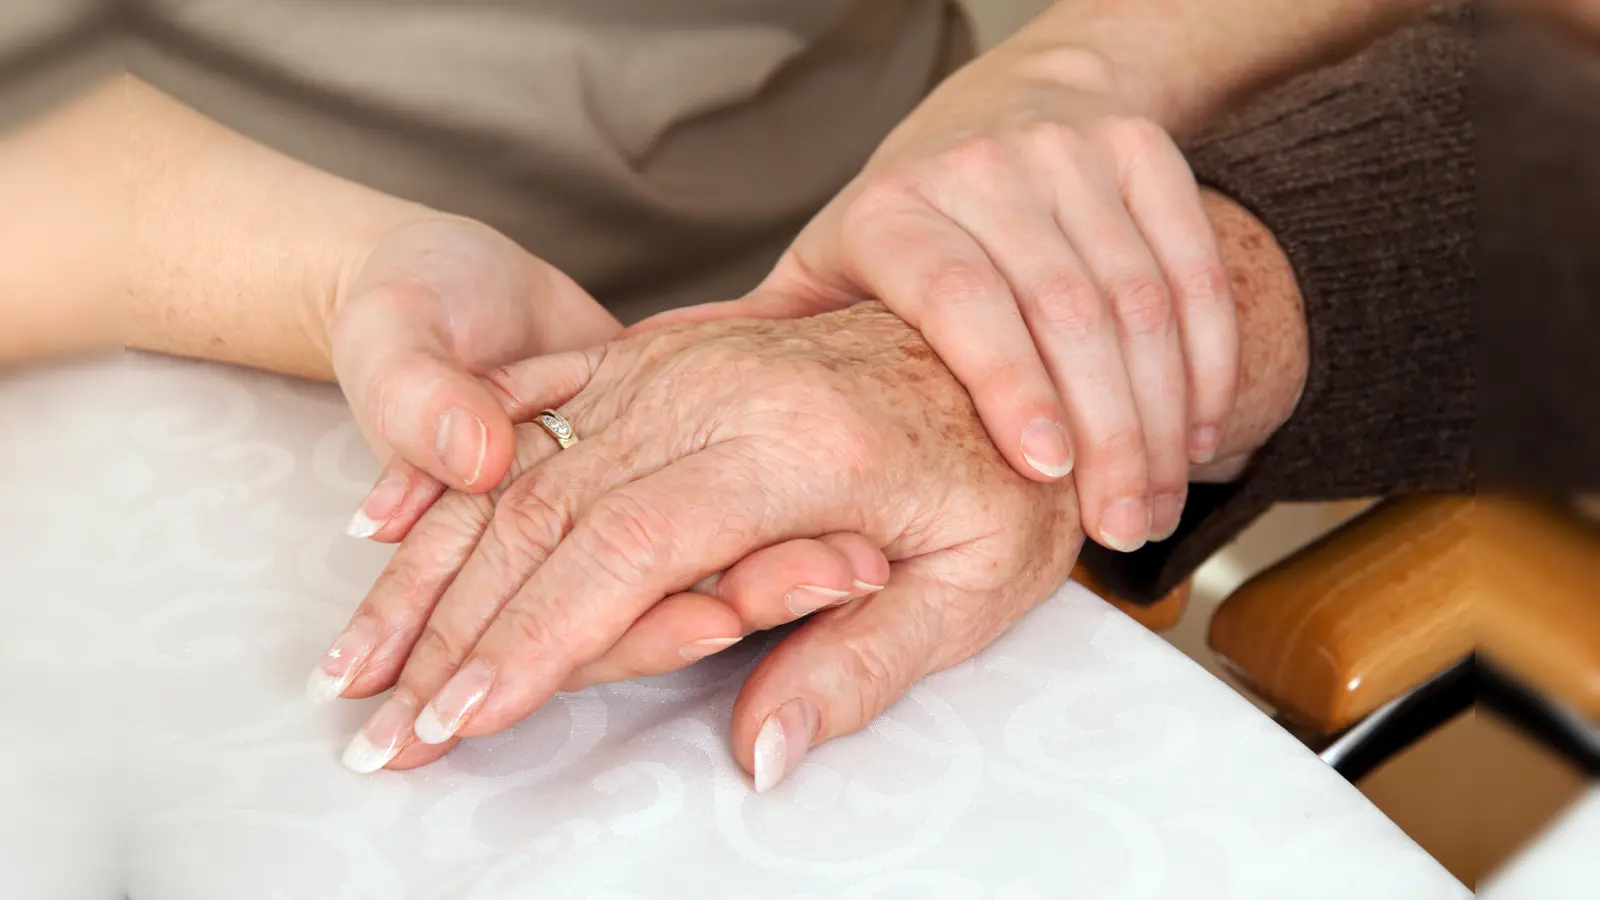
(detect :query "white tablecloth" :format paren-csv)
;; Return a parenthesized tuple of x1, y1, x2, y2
(0, 354, 1467, 900)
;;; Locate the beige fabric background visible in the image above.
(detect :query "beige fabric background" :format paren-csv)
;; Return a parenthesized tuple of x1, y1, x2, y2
(0, 1, 988, 322)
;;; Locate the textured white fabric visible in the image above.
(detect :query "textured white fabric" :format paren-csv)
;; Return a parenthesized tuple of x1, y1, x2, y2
(1479, 787, 1600, 899)
(0, 354, 1467, 900)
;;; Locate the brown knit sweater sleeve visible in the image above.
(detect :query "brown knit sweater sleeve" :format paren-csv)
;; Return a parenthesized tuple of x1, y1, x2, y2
(1079, 4, 1475, 603)
(1479, 13, 1600, 491)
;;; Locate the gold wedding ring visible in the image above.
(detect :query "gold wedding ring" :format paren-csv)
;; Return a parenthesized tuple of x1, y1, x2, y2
(533, 409, 580, 450)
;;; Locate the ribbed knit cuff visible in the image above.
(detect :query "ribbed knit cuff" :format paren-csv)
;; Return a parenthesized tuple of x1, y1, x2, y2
(1082, 4, 1475, 603)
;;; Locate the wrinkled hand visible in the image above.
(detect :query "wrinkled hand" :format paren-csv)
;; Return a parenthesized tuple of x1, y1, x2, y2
(314, 303, 1082, 790)
(327, 215, 620, 522)
(641, 44, 1237, 551)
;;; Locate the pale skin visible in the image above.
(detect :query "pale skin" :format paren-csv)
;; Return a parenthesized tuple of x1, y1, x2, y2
(331, 197, 1308, 783)
(0, 0, 1433, 788)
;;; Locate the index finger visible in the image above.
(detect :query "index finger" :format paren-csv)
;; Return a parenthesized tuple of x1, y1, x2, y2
(417, 445, 830, 744)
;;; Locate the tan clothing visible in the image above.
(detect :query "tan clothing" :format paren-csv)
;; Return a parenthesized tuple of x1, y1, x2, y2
(0, 1, 963, 322)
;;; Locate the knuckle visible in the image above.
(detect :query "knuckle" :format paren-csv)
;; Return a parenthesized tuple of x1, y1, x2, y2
(373, 553, 443, 606)
(492, 474, 572, 557)
(938, 136, 1011, 180)
(577, 492, 673, 585)
(495, 602, 567, 656)
(1028, 272, 1104, 340)
(1096, 115, 1171, 159)
(971, 355, 1036, 401)
(843, 174, 921, 235)
(409, 624, 466, 672)
(480, 364, 533, 416)
(1020, 121, 1086, 160)
(1091, 424, 1148, 465)
(1150, 471, 1188, 499)
(1176, 262, 1231, 307)
(1108, 274, 1173, 337)
(836, 637, 910, 724)
(923, 263, 998, 314)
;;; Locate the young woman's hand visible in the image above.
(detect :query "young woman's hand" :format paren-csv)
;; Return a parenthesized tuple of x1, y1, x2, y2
(327, 216, 621, 533)
(639, 44, 1239, 553)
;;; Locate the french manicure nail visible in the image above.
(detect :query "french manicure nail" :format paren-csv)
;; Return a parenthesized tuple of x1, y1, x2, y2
(1190, 425, 1219, 464)
(753, 697, 820, 793)
(851, 579, 885, 594)
(340, 689, 418, 773)
(435, 408, 487, 487)
(345, 469, 409, 538)
(345, 511, 381, 539)
(306, 615, 379, 704)
(1099, 497, 1151, 552)
(785, 584, 852, 617)
(1151, 491, 1187, 541)
(1020, 419, 1073, 478)
(413, 658, 494, 745)
(678, 636, 740, 661)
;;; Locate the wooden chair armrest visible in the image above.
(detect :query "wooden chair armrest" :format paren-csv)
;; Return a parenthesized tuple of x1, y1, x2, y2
(1480, 496, 1600, 720)
(1072, 563, 1191, 632)
(1207, 495, 1474, 734)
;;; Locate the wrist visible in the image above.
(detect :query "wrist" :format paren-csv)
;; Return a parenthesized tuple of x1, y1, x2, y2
(991, 23, 1181, 128)
(1191, 190, 1309, 480)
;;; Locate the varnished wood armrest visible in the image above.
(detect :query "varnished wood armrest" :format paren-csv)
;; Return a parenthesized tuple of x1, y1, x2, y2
(1207, 495, 1474, 734)
(1072, 563, 1191, 632)
(1480, 496, 1600, 720)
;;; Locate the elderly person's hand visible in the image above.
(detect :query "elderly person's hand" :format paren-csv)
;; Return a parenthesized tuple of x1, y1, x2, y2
(315, 303, 1082, 790)
(641, 39, 1237, 553)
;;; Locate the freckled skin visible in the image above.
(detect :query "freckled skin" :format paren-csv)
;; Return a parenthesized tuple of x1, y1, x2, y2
(554, 302, 1086, 662)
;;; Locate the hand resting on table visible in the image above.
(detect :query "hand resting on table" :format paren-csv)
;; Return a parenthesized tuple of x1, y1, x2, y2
(312, 303, 1084, 790)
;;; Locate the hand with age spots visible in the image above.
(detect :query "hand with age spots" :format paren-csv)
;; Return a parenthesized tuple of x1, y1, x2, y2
(310, 302, 1083, 791)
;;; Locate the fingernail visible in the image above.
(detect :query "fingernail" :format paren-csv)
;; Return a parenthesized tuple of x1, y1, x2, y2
(345, 470, 409, 538)
(785, 584, 852, 617)
(753, 697, 820, 793)
(1099, 497, 1151, 552)
(691, 572, 722, 596)
(1151, 491, 1187, 541)
(413, 658, 494, 745)
(341, 689, 418, 774)
(851, 579, 885, 594)
(678, 636, 741, 662)
(434, 408, 487, 487)
(1020, 419, 1073, 478)
(307, 615, 380, 704)
(1190, 426, 1219, 464)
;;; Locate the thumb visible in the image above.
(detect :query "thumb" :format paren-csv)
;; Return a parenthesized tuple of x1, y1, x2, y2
(731, 563, 959, 793)
(332, 297, 517, 493)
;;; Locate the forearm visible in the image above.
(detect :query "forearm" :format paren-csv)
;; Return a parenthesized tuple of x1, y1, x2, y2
(124, 76, 426, 381)
(997, 0, 1434, 133)
(0, 81, 126, 366)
